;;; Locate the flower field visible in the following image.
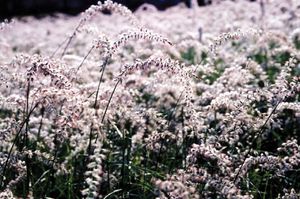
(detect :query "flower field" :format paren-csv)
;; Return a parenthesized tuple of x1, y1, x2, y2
(0, 0, 300, 198)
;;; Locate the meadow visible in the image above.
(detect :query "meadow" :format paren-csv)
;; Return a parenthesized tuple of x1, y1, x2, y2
(0, 0, 300, 198)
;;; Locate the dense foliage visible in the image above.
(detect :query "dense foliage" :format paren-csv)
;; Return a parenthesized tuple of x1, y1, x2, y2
(0, 0, 300, 198)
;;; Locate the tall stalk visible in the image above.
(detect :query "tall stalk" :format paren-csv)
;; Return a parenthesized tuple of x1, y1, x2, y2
(24, 81, 31, 193)
(87, 57, 109, 154)
(77, 46, 95, 72)
(51, 20, 84, 58)
(95, 78, 121, 143)
(233, 98, 283, 184)
(0, 102, 38, 190)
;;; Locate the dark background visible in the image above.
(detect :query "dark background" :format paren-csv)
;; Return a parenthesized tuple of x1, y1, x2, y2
(0, 0, 212, 20)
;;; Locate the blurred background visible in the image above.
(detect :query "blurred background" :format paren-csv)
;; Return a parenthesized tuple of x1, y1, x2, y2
(0, 0, 214, 20)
